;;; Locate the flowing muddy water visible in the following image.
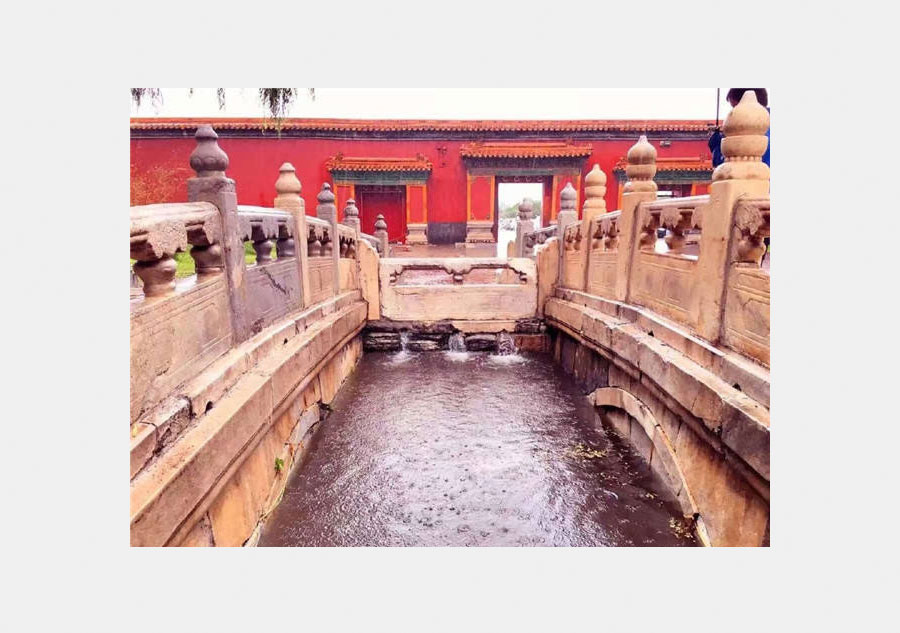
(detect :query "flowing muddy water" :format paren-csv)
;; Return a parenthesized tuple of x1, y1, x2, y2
(260, 350, 695, 546)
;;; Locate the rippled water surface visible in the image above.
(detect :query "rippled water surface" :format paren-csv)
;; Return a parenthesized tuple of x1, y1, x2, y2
(260, 351, 694, 546)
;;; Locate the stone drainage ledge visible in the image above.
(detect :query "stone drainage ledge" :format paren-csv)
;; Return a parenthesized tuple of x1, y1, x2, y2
(544, 296, 769, 487)
(554, 288, 770, 408)
(129, 295, 367, 546)
(363, 318, 548, 353)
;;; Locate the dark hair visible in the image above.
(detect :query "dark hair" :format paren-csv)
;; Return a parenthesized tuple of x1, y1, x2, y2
(726, 88, 768, 107)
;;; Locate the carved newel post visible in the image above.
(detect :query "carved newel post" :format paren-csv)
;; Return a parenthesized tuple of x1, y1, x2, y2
(556, 182, 578, 281)
(273, 162, 308, 306)
(515, 198, 535, 258)
(613, 134, 658, 302)
(317, 183, 341, 292)
(342, 199, 361, 234)
(696, 90, 771, 342)
(374, 214, 389, 256)
(316, 182, 337, 223)
(582, 163, 607, 224)
(187, 125, 251, 341)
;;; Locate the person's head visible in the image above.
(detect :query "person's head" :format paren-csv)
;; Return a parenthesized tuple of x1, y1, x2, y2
(726, 88, 768, 108)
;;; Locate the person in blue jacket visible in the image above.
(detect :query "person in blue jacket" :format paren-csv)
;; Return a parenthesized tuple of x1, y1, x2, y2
(709, 88, 769, 167)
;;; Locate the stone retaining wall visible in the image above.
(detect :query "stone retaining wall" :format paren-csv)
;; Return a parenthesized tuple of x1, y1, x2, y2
(130, 292, 367, 546)
(545, 293, 769, 547)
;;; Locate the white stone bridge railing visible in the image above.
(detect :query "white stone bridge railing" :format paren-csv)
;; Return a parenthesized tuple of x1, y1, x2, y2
(532, 91, 771, 546)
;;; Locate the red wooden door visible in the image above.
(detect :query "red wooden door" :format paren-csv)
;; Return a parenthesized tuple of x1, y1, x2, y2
(356, 185, 406, 243)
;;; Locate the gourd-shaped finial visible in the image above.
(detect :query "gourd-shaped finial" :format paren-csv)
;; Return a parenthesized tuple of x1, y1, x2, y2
(189, 125, 229, 177)
(624, 135, 657, 193)
(713, 90, 770, 182)
(316, 182, 337, 222)
(582, 163, 607, 221)
(560, 182, 577, 212)
(518, 198, 534, 220)
(275, 162, 301, 196)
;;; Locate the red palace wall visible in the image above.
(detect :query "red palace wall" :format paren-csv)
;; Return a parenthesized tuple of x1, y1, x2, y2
(131, 119, 714, 243)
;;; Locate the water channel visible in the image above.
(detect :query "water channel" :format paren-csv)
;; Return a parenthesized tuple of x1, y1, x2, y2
(259, 348, 695, 546)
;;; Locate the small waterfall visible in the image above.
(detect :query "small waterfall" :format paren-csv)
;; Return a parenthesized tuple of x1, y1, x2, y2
(496, 332, 516, 355)
(445, 332, 469, 361)
(391, 331, 412, 364)
(448, 332, 466, 352)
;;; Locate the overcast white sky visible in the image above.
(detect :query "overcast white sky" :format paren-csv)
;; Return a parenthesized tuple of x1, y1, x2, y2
(131, 88, 733, 121)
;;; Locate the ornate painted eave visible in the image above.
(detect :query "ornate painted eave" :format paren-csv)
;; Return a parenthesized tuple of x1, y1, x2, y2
(614, 155, 712, 173)
(460, 141, 593, 159)
(613, 155, 713, 182)
(325, 154, 433, 173)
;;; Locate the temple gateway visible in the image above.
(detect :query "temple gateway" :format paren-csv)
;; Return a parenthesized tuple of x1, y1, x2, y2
(130, 118, 714, 245)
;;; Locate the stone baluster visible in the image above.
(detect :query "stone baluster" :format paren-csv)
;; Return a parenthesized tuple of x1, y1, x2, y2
(276, 223, 295, 258)
(131, 226, 184, 297)
(556, 182, 578, 286)
(342, 198, 361, 234)
(317, 183, 341, 296)
(614, 134, 658, 302)
(187, 125, 251, 341)
(321, 227, 333, 256)
(515, 198, 535, 258)
(696, 90, 770, 343)
(273, 162, 310, 307)
(252, 224, 275, 264)
(374, 214, 389, 256)
(307, 225, 322, 257)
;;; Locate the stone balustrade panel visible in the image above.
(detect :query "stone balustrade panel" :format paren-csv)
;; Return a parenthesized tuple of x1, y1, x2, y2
(306, 216, 336, 305)
(522, 225, 557, 258)
(629, 197, 706, 328)
(586, 210, 621, 298)
(379, 258, 537, 321)
(722, 197, 770, 365)
(561, 222, 587, 290)
(237, 206, 303, 332)
(337, 224, 359, 292)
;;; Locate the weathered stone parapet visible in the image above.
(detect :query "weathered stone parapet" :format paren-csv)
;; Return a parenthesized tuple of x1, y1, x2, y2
(379, 257, 537, 321)
(696, 92, 770, 344)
